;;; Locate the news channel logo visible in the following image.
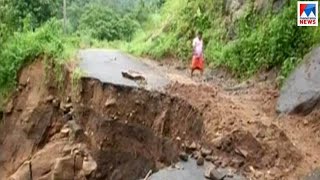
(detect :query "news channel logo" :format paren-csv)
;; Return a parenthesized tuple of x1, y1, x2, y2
(298, 1, 318, 26)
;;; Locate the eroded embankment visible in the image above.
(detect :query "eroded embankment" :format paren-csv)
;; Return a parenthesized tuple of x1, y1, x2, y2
(168, 83, 303, 180)
(0, 61, 204, 180)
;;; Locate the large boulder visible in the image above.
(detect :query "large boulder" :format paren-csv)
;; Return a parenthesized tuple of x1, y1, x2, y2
(277, 47, 320, 115)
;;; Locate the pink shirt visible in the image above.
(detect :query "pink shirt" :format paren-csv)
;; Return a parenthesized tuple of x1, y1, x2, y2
(192, 37, 203, 56)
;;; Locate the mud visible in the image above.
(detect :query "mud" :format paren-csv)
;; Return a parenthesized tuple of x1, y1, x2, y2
(0, 60, 204, 180)
(167, 83, 303, 179)
(0, 55, 318, 180)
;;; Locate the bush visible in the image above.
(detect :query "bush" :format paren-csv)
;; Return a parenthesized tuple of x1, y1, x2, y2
(78, 5, 139, 41)
(0, 19, 74, 95)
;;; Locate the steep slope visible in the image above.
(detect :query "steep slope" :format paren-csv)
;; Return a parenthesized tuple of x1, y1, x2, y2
(127, 0, 320, 78)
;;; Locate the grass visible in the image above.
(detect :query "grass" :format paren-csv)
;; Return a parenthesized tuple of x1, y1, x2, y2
(0, 18, 79, 108)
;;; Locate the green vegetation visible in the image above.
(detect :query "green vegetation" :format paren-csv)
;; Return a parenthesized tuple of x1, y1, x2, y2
(0, 0, 162, 105)
(1, 0, 319, 104)
(77, 4, 138, 41)
(124, 0, 320, 80)
(0, 19, 75, 97)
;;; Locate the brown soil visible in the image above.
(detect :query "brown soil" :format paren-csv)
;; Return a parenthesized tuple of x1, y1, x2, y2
(0, 60, 204, 180)
(2, 57, 320, 180)
(163, 64, 320, 179)
(167, 82, 302, 179)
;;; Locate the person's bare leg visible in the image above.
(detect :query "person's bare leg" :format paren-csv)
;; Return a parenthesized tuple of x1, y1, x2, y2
(191, 69, 194, 77)
(200, 69, 205, 82)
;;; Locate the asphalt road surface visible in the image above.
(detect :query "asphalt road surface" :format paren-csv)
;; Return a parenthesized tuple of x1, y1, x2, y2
(78, 49, 169, 91)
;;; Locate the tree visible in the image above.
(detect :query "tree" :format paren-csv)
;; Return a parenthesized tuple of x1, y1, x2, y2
(79, 5, 122, 40)
(0, 0, 60, 31)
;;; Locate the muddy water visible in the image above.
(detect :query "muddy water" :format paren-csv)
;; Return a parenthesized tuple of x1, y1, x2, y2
(304, 169, 320, 180)
(149, 159, 208, 180)
(149, 160, 247, 180)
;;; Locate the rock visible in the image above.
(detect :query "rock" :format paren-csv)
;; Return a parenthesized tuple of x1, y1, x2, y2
(186, 141, 197, 153)
(75, 154, 84, 170)
(8, 161, 32, 180)
(61, 127, 70, 135)
(60, 103, 67, 113)
(224, 175, 247, 180)
(197, 157, 204, 166)
(53, 99, 60, 108)
(221, 158, 231, 168)
(82, 156, 97, 176)
(201, 147, 213, 157)
(277, 47, 320, 115)
(65, 103, 73, 110)
(5, 100, 14, 114)
(52, 156, 74, 180)
(255, 130, 266, 139)
(203, 163, 218, 178)
(236, 148, 249, 158)
(179, 152, 189, 162)
(66, 96, 72, 103)
(230, 157, 245, 168)
(208, 168, 228, 180)
(122, 70, 145, 81)
(17, 85, 24, 92)
(69, 108, 75, 115)
(45, 95, 54, 103)
(105, 98, 116, 107)
(67, 120, 84, 140)
(205, 155, 215, 162)
(135, 100, 141, 105)
(191, 151, 201, 160)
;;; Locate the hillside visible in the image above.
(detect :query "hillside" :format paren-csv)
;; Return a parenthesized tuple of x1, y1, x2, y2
(125, 0, 320, 79)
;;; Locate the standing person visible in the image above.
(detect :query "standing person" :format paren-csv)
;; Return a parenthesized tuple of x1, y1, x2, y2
(191, 32, 204, 77)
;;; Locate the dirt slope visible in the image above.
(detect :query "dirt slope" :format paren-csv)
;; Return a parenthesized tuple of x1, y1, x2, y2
(0, 60, 204, 180)
(1, 55, 320, 180)
(157, 61, 320, 179)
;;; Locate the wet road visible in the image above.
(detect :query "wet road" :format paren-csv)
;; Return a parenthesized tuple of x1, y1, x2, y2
(149, 160, 208, 180)
(304, 169, 320, 180)
(78, 49, 169, 91)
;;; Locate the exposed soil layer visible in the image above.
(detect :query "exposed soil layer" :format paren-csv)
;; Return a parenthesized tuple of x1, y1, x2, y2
(167, 82, 302, 179)
(2, 56, 320, 180)
(0, 61, 204, 180)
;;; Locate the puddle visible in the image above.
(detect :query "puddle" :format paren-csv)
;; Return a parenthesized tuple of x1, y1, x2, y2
(149, 159, 210, 180)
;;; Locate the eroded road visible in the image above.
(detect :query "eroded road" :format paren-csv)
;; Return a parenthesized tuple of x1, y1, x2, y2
(78, 49, 169, 91)
(78, 49, 247, 180)
(77, 49, 320, 180)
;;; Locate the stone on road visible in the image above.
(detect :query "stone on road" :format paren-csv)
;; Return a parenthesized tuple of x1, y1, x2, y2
(277, 47, 320, 115)
(149, 159, 207, 180)
(78, 49, 169, 91)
